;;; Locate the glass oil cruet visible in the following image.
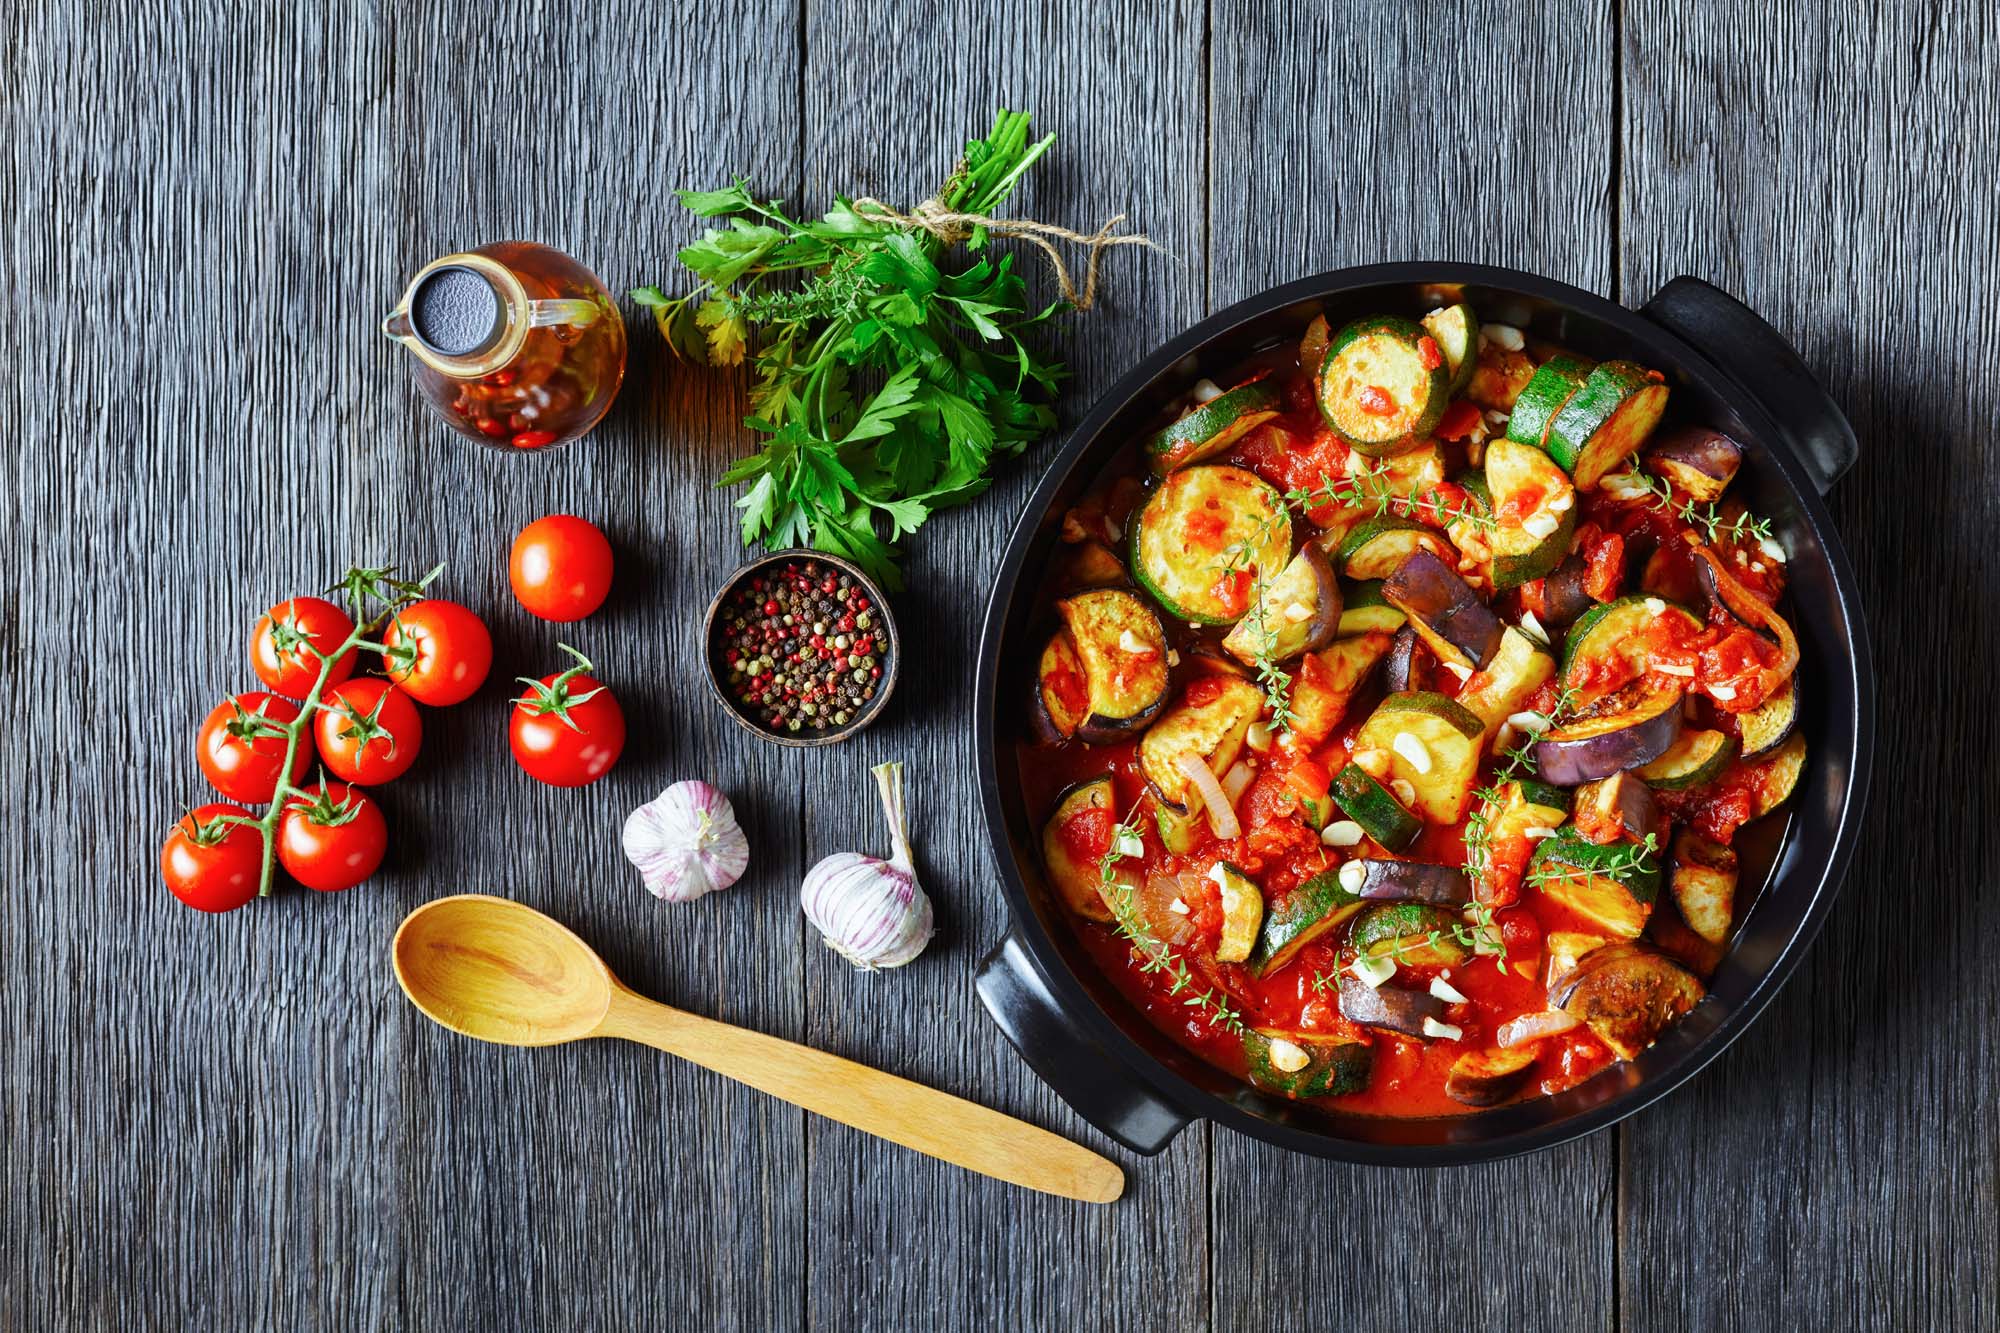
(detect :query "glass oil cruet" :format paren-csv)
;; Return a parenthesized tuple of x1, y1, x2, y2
(382, 242, 627, 452)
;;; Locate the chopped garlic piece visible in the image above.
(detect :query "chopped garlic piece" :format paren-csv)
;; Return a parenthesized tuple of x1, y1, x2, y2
(1508, 709, 1551, 733)
(1654, 662, 1695, 677)
(1759, 536, 1788, 563)
(1548, 491, 1574, 514)
(1422, 1017, 1466, 1041)
(1481, 322, 1525, 351)
(1709, 682, 1738, 701)
(1444, 661, 1473, 684)
(1112, 828, 1145, 859)
(1338, 860, 1368, 894)
(1484, 408, 1510, 427)
(1207, 862, 1229, 886)
(1518, 610, 1550, 646)
(1118, 628, 1150, 654)
(1321, 820, 1364, 848)
(1524, 825, 1558, 841)
(1267, 1037, 1312, 1073)
(1282, 601, 1314, 623)
(1390, 778, 1419, 807)
(1643, 597, 1668, 616)
(1522, 511, 1561, 541)
(1351, 954, 1397, 988)
(1600, 470, 1651, 501)
(1191, 378, 1224, 403)
(1392, 731, 1433, 774)
(1168, 897, 1190, 915)
(1166, 649, 1181, 667)
(1430, 977, 1469, 1004)
(1246, 721, 1273, 754)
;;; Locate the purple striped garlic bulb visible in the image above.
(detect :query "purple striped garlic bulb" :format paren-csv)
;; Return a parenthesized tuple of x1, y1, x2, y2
(622, 780, 750, 903)
(800, 761, 933, 970)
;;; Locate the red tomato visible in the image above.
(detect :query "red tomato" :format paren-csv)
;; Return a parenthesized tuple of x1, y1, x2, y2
(314, 678, 423, 784)
(278, 782, 387, 891)
(160, 803, 263, 913)
(382, 599, 493, 706)
(250, 596, 358, 697)
(197, 692, 309, 803)
(509, 515, 613, 622)
(509, 646, 625, 787)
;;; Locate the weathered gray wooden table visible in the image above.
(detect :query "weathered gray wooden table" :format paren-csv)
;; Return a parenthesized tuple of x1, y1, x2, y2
(6, 3, 1995, 1328)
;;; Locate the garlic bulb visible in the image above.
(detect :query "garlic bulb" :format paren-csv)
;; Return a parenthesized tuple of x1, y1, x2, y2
(622, 780, 750, 902)
(800, 761, 934, 970)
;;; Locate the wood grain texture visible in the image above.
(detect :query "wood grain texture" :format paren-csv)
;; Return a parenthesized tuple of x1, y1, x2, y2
(1207, 4, 1620, 1330)
(1618, 4, 2000, 1329)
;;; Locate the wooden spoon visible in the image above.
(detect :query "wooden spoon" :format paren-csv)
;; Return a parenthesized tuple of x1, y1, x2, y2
(392, 894, 1124, 1204)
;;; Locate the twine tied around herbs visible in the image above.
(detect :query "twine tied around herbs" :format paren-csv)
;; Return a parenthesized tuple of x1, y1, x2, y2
(848, 196, 1153, 312)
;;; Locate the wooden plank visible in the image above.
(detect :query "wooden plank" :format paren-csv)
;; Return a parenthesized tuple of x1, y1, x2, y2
(1207, 4, 1621, 1330)
(795, 3, 1213, 1328)
(1618, 4, 2000, 1328)
(1, 2, 812, 1328)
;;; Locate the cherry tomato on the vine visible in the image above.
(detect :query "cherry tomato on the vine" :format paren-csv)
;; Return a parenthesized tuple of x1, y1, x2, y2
(251, 596, 358, 698)
(509, 515, 613, 622)
(197, 692, 310, 803)
(277, 781, 387, 891)
(381, 599, 493, 706)
(160, 803, 263, 913)
(509, 645, 624, 787)
(314, 678, 423, 785)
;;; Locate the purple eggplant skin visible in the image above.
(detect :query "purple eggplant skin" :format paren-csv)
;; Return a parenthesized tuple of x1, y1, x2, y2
(1352, 859, 1474, 907)
(1548, 942, 1704, 1061)
(1383, 624, 1426, 692)
(1339, 972, 1445, 1037)
(1535, 554, 1597, 628)
(1644, 426, 1743, 505)
(1383, 549, 1504, 670)
(1574, 771, 1657, 845)
(1534, 683, 1684, 785)
(1289, 542, 1346, 656)
(1445, 1046, 1538, 1107)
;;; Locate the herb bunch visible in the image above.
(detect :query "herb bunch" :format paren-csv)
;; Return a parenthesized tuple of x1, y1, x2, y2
(634, 110, 1079, 588)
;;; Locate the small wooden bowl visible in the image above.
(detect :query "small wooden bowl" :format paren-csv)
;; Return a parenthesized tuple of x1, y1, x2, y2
(701, 549, 900, 748)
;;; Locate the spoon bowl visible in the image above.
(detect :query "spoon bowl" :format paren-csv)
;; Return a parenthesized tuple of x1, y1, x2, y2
(393, 894, 614, 1046)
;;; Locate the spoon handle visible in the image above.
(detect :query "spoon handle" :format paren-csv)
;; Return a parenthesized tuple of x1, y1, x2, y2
(598, 989, 1124, 1204)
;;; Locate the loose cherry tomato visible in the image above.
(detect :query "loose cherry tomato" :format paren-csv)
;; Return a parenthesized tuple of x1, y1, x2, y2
(160, 803, 263, 913)
(509, 515, 613, 622)
(381, 599, 493, 706)
(278, 782, 387, 891)
(250, 596, 358, 697)
(314, 678, 423, 784)
(197, 692, 309, 803)
(509, 646, 624, 787)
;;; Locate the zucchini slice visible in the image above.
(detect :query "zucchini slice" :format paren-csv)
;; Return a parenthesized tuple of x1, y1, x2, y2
(1550, 943, 1703, 1060)
(1336, 579, 1407, 635)
(1131, 465, 1292, 625)
(1335, 515, 1456, 581)
(1504, 354, 1592, 450)
(1317, 315, 1450, 454)
(1250, 867, 1366, 976)
(1560, 594, 1704, 708)
(1528, 827, 1662, 939)
(1147, 379, 1283, 475)
(1382, 548, 1504, 672)
(1351, 902, 1469, 967)
(1138, 675, 1266, 812)
(1484, 437, 1578, 589)
(1456, 626, 1557, 751)
(1544, 360, 1671, 490)
(1286, 630, 1394, 752)
(1055, 589, 1172, 741)
(1743, 731, 1807, 820)
(1040, 776, 1120, 922)
(1034, 631, 1090, 742)
(1421, 302, 1479, 395)
(1242, 1028, 1372, 1099)
(1737, 675, 1798, 758)
(1353, 692, 1486, 824)
(1220, 544, 1343, 666)
(1330, 764, 1421, 851)
(1154, 796, 1203, 855)
(1670, 828, 1738, 945)
(1636, 728, 1738, 790)
(1299, 314, 1332, 372)
(1210, 861, 1265, 963)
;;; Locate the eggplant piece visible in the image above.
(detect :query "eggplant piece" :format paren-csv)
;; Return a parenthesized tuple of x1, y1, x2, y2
(1285, 631, 1393, 752)
(1220, 543, 1343, 666)
(1528, 827, 1662, 939)
(1056, 588, 1173, 742)
(1572, 771, 1657, 846)
(1543, 931, 1611, 993)
(1639, 543, 1702, 606)
(1532, 553, 1597, 629)
(1040, 776, 1120, 923)
(1534, 681, 1684, 785)
(1743, 731, 1807, 820)
(1383, 548, 1504, 671)
(1339, 970, 1445, 1037)
(1548, 942, 1704, 1060)
(1066, 540, 1129, 589)
(1737, 675, 1799, 758)
(1034, 631, 1090, 742)
(1348, 859, 1474, 908)
(1670, 828, 1738, 945)
(1446, 1046, 1538, 1108)
(1456, 626, 1557, 750)
(1644, 426, 1744, 505)
(1383, 624, 1427, 693)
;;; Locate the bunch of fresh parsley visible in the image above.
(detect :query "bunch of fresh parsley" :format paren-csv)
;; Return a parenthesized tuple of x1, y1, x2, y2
(633, 109, 1070, 587)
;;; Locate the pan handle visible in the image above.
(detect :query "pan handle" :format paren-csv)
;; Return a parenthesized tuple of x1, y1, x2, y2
(975, 932, 1191, 1156)
(1640, 277, 1858, 495)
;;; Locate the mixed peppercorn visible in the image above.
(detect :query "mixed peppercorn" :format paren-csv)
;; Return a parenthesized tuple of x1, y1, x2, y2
(715, 559, 886, 735)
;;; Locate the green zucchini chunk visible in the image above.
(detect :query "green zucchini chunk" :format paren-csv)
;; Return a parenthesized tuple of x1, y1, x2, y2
(1352, 691, 1486, 824)
(1317, 315, 1450, 455)
(1335, 515, 1453, 581)
(1528, 826, 1662, 939)
(1636, 728, 1738, 791)
(1147, 379, 1283, 475)
(1336, 579, 1408, 635)
(1250, 868, 1365, 976)
(1421, 302, 1480, 395)
(1330, 763, 1422, 851)
(1138, 675, 1266, 812)
(1130, 465, 1292, 624)
(1504, 354, 1592, 451)
(1544, 360, 1671, 490)
(1484, 437, 1577, 590)
(1350, 901, 1469, 967)
(1220, 544, 1343, 665)
(1054, 588, 1172, 740)
(1041, 776, 1119, 923)
(1560, 595, 1704, 707)
(1243, 1028, 1373, 1099)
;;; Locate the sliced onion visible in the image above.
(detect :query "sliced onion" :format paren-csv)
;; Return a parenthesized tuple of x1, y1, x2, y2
(1695, 542, 1799, 701)
(1496, 1009, 1580, 1049)
(1176, 753, 1240, 840)
(1219, 759, 1256, 805)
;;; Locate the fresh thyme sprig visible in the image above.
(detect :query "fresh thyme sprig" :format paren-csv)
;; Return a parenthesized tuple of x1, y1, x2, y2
(1096, 806, 1247, 1034)
(1525, 832, 1660, 890)
(1614, 467, 1774, 546)
(1457, 683, 1582, 963)
(1287, 462, 1497, 534)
